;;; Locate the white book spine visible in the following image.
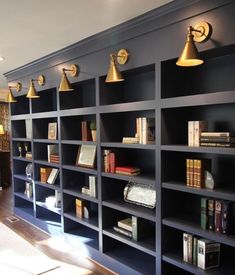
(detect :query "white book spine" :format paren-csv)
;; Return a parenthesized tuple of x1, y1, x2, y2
(183, 233, 188, 262)
(188, 121, 194, 146)
(89, 175, 96, 197)
(197, 239, 205, 269)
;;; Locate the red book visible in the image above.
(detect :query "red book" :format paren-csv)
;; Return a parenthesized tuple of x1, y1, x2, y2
(109, 152, 116, 173)
(115, 166, 140, 173)
(81, 121, 92, 141)
(215, 200, 222, 233)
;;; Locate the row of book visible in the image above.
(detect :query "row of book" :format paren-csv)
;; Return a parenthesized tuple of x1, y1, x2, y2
(113, 216, 146, 241)
(183, 232, 220, 270)
(201, 198, 235, 234)
(186, 158, 211, 188)
(103, 150, 140, 175)
(40, 167, 59, 185)
(200, 131, 235, 147)
(188, 120, 235, 147)
(122, 117, 155, 145)
(81, 175, 97, 198)
(75, 198, 90, 219)
(188, 120, 208, 147)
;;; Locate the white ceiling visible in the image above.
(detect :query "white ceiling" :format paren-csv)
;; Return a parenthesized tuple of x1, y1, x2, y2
(0, 0, 172, 97)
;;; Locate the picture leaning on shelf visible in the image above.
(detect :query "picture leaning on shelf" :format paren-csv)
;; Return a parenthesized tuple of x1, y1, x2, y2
(48, 122, 57, 140)
(76, 144, 96, 168)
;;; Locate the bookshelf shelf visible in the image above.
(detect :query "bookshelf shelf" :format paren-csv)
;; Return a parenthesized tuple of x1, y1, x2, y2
(162, 182, 235, 202)
(35, 180, 60, 191)
(14, 192, 33, 203)
(102, 199, 155, 222)
(162, 252, 234, 275)
(62, 164, 97, 175)
(63, 188, 98, 203)
(162, 217, 235, 248)
(103, 228, 156, 256)
(64, 212, 99, 231)
(102, 172, 155, 185)
(36, 201, 61, 215)
(101, 142, 155, 150)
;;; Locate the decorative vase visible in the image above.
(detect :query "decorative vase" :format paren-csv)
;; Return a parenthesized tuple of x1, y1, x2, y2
(91, 130, 96, 142)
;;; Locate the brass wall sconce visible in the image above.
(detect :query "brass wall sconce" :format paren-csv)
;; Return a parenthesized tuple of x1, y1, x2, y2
(7, 82, 22, 103)
(105, 49, 129, 83)
(59, 64, 79, 92)
(26, 75, 45, 98)
(176, 21, 212, 67)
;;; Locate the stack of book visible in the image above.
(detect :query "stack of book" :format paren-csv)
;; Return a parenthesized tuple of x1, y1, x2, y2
(200, 132, 235, 147)
(186, 158, 211, 188)
(115, 166, 140, 176)
(47, 144, 59, 163)
(113, 216, 145, 241)
(81, 121, 92, 141)
(183, 232, 220, 270)
(188, 121, 208, 147)
(75, 198, 89, 219)
(81, 175, 96, 197)
(201, 198, 235, 234)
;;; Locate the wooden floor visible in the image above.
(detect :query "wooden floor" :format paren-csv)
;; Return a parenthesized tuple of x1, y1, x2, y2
(0, 185, 116, 275)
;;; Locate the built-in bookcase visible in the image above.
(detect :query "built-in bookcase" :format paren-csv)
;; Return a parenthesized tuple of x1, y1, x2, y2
(10, 34, 235, 275)
(161, 45, 235, 274)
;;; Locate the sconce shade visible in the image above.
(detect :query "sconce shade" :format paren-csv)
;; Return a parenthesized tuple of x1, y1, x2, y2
(105, 55, 124, 83)
(59, 70, 73, 92)
(0, 124, 4, 135)
(7, 87, 17, 103)
(26, 80, 40, 98)
(176, 32, 203, 67)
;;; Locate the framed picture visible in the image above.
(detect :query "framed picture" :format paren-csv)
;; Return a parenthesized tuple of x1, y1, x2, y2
(48, 122, 57, 140)
(76, 144, 96, 168)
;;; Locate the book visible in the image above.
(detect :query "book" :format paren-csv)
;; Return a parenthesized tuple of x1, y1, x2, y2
(186, 159, 190, 187)
(40, 167, 52, 183)
(200, 142, 235, 147)
(222, 200, 235, 235)
(76, 198, 86, 218)
(109, 152, 116, 173)
(89, 175, 96, 197)
(113, 226, 132, 238)
(25, 119, 32, 139)
(81, 121, 92, 141)
(208, 199, 215, 231)
(201, 132, 235, 137)
(183, 233, 189, 262)
(194, 121, 208, 147)
(193, 236, 198, 266)
(103, 149, 110, 173)
(183, 232, 193, 263)
(46, 168, 59, 184)
(142, 117, 155, 144)
(201, 197, 208, 230)
(214, 200, 222, 233)
(197, 239, 220, 270)
(81, 186, 90, 196)
(132, 216, 146, 241)
(115, 166, 140, 176)
(122, 137, 139, 144)
(117, 218, 132, 232)
(200, 136, 235, 143)
(188, 121, 194, 146)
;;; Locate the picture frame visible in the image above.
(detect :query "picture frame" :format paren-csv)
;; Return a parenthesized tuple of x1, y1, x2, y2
(48, 122, 57, 140)
(76, 144, 96, 168)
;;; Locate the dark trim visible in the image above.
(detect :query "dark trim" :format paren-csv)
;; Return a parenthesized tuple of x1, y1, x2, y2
(5, 0, 234, 81)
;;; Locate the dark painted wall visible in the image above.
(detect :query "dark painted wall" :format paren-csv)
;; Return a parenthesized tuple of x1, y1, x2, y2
(5, 0, 235, 93)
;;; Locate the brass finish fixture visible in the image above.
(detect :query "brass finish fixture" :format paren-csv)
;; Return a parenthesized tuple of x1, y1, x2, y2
(26, 75, 45, 98)
(105, 49, 129, 83)
(7, 82, 22, 103)
(176, 21, 212, 67)
(59, 64, 79, 92)
(0, 124, 4, 135)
